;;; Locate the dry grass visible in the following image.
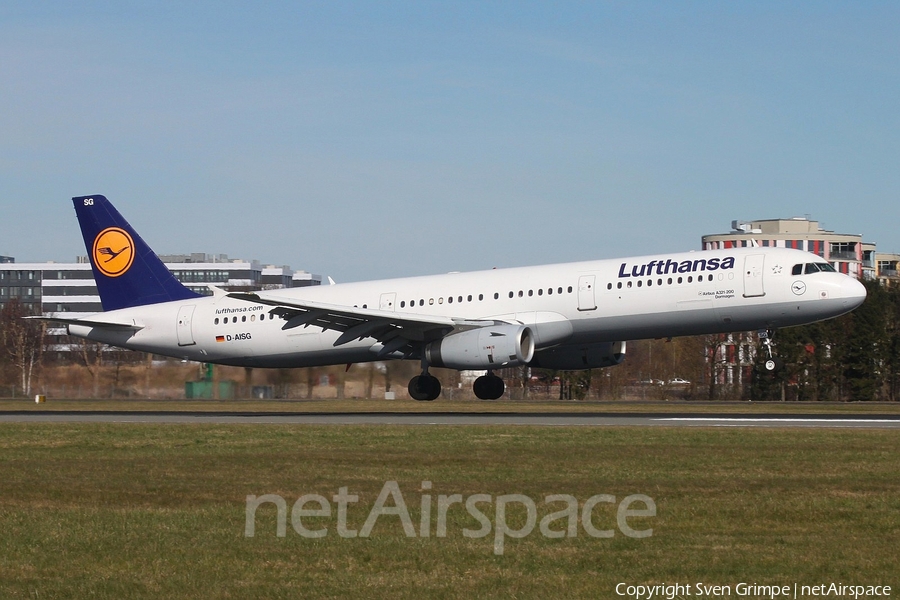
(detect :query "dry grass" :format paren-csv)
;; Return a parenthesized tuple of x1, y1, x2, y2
(0, 424, 898, 598)
(2, 396, 900, 414)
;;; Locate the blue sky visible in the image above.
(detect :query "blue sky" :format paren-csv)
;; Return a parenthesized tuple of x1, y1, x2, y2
(2, 2, 898, 281)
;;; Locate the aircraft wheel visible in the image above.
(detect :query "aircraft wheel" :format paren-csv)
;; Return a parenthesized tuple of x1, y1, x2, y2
(474, 375, 505, 400)
(764, 358, 784, 372)
(409, 375, 441, 401)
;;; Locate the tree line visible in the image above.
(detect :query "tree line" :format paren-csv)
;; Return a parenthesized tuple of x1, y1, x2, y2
(2, 280, 899, 400)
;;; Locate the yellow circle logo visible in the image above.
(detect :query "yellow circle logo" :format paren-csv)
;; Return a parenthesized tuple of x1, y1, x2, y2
(92, 227, 135, 278)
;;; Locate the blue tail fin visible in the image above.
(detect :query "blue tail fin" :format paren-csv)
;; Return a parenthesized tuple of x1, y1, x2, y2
(73, 195, 202, 311)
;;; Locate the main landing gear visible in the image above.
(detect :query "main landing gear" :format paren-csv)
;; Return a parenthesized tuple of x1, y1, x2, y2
(407, 366, 507, 401)
(473, 372, 505, 400)
(408, 358, 442, 401)
(408, 373, 442, 401)
(758, 329, 784, 372)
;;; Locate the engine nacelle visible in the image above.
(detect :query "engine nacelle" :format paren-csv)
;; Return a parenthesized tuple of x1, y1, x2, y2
(425, 325, 535, 370)
(529, 341, 626, 370)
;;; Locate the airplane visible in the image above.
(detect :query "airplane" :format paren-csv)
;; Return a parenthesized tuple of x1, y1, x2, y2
(35, 195, 867, 401)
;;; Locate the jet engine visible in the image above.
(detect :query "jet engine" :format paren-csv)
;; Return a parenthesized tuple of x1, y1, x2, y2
(529, 341, 626, 370)
(425, 325, 534, 370)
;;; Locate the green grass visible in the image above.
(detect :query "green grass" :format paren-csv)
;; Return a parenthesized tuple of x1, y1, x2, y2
(0, 424, 898, 599)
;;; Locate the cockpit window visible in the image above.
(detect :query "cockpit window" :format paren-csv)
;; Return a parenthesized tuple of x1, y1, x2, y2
(804, 262, 837, 274)
(792, 264, 803, 275)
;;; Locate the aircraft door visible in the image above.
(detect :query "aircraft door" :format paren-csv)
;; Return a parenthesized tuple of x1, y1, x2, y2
(176, 305, 196, 346)
(379, 292, 397, 311)
(742, 255, 766, 298)
(577, 275, 597, 311)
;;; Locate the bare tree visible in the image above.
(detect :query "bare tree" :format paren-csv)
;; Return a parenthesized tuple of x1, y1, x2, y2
(364, 363, 375, 398)
(702, 334, 731, 400)
(0, 299, 46, 397)
(77, 338, 106, 398)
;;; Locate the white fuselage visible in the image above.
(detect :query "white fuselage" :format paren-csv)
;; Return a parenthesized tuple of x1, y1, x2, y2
(68, 247, 867, 369)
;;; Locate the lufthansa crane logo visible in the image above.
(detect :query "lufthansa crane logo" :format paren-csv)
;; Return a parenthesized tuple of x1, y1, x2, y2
(92, 227, 134, 277)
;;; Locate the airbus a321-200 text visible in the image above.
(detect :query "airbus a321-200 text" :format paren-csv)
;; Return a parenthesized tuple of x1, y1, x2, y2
(36, 195, 867, 400)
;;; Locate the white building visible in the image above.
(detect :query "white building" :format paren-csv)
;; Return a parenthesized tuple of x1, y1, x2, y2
(0, 254, 322, 353)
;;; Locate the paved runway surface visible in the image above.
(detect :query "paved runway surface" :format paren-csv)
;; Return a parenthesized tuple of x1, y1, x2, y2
(2, 411, 900, 428)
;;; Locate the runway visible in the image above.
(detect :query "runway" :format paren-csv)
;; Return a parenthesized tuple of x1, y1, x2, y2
(2, 411, 900, 428)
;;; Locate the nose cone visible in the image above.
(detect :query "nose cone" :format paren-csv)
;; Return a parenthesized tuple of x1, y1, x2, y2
(841, 277, 867, 310)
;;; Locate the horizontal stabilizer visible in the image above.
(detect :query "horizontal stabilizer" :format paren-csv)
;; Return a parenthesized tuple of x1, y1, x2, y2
(24, 315, 144, 331)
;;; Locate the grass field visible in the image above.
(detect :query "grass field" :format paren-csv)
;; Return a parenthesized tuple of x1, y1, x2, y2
(1, 423, 898, 599)
(3, 397, 900, 414)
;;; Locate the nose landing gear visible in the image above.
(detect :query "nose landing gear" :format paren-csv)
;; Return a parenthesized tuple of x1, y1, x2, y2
(759, 329, 784, 372)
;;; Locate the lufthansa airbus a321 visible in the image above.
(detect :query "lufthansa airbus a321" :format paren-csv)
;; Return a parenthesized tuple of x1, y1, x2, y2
(35, 195, 867, 400)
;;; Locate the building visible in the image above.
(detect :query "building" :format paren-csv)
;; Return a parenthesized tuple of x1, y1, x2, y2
(702, 218, 874, 279)
(701, 217, 900, 392)
(158, 253, 320, 293)
(0, 254, 322, 354)
(876, 253, 900, 287)
(0, 253, 321, 317)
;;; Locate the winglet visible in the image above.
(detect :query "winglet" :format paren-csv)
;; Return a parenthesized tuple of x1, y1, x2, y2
(73, 195, 202, 311)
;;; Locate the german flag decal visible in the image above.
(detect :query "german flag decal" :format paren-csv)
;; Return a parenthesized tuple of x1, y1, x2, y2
(216, 335, 225, 343)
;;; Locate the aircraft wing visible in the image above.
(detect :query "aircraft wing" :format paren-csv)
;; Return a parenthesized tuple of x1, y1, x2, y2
(227, 292, 498, 356)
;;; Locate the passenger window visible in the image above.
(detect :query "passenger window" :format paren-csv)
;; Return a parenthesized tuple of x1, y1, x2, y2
(792, 264, 803, 275)
(214, 318, 219, 325)
(251, 315, 256, 322)
(637, 280, 642, 288)
(509, 291, 514, 298)
(617, 282, 622, 289)
(494, 293, 499, 300)
(401, 301, 405, 308)
(558, 287, 563, 294)
(478, 294, 483, 301)
(448, 297, 453, 304)
(607, 283, 612, 290)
